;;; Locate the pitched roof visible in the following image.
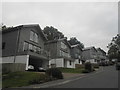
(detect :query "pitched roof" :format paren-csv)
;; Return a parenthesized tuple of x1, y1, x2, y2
(97, 48, 106, 54)
(2, 24, 48, 40)
(71, 44, 82, 51)
(45, 37, 71, 48)
(83, 46, 97, 52)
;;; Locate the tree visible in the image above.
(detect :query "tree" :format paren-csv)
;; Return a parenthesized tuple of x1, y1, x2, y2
(68, 37, 84, 49)
(107, 34, 120, 60)
(43, 26, 64, 41)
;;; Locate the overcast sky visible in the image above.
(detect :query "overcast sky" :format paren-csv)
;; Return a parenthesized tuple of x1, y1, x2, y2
(2, 2, 118, 52)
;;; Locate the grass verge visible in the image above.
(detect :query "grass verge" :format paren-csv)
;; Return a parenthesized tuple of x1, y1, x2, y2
(2, 71, 50, 88)
(59, 68, 84, 73)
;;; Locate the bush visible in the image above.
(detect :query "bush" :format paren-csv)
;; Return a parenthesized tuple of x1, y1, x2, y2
(84, 62, 93, 72)
(45, 68, 63, 79)
(29, 74, 50, 84)
(92, 64, 99, 68)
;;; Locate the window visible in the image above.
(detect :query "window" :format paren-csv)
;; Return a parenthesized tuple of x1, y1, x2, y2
(2, 42, 6, 49)
(79, 59, 81, 63)
(61, 42, 67, 49)
(60, 50, 62, 56)
(30, 30, 39, 43)
(94, 59, 97, 62)
(23, 42, 29, 51)
(34, 33, 38, 43)
(29, 44, 33, 50)
(69, 60, 72, 65)
(30, 31, 34, 41)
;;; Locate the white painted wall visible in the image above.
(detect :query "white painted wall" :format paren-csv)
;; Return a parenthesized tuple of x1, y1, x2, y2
(75, 59, 82, 65)
(56, 58, 64, 67)
(49, 58, 64, 68)
(86, 59, 97, 64)
(2, 55, 28, 64)
(66, 60, 75, 68)
(2, 55, 29, 70)
(2, 56, 14, 63)
(49, 58, 76, 68)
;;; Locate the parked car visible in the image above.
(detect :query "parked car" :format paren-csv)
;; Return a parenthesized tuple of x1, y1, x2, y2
(38, 67, 46, 72)
(116, 62, 120, 70)
(99, 62, 108, 66)
(28, 65, 34, 71)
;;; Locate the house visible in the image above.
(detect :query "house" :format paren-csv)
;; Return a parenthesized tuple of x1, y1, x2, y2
(2, 24, 49, 71)
(82, 46, 98, 64)
(45, 38, 75, 68)
(70, 44, 83, 66)
(96, 48, 106, 63)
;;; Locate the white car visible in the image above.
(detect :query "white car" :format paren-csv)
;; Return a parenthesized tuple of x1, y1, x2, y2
(28, 65, 34, 71)
(38, 67, 46, 72)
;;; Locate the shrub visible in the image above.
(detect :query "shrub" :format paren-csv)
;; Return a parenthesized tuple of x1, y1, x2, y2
(84, 62, 93, 72)
(92, 64, 99, 68)
(45, 68, 63, 79)
(29, 74, 50, 84)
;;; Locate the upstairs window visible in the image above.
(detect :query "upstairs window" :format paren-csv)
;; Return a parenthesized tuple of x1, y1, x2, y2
(2, 42, 6, 49)
(61, 42, 67, 49)
(23, 42, 29, 51)
(30, 30, 38, 43)
(23, 41, 41, 52)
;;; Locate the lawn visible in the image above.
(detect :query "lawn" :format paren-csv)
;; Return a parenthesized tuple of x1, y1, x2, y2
(59, 68, 84, 73)
(2, 71, 50, 88)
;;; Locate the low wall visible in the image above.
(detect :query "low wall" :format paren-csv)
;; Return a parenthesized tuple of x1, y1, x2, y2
(2, 63, 26, 74)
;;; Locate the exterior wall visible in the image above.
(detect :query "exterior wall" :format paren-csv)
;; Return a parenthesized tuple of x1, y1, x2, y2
(2, 55, 29, 70)
(66, 60, 75, 68)
(45, 42, 57, 59)
(18, 27, 45, 53)
(82, 48, 98, 62)
(90, 48, 97, 59)
(49, 58, 64, 68)
(75, 59, 82, 64)
(49, 58, 75, 68)
(70, 47, 82, 64)
(97, 49, 106, 62)
(2, 55, 28, 64)
(56, 58, 64, 67)
(58, 41, 71, 58)
(85, 59, 97, 64)
(82, 50, 91, 60)
(2, 26, 49, 70)
(2, 30, 18, 57)
(45, 40, 71, 59)
(2, 56, 14, 63)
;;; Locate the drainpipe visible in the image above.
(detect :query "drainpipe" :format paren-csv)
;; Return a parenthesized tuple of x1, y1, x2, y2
(55, 42, 57, 67)
(14, 27, 21, 63)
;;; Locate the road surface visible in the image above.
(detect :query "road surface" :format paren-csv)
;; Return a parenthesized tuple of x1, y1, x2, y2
(51, 66, 119, 88)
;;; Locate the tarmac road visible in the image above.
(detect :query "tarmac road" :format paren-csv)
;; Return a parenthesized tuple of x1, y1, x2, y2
(51, 66, 119, 88)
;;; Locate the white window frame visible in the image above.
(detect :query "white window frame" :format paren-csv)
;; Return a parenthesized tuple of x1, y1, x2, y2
(30, 30, 39, 43)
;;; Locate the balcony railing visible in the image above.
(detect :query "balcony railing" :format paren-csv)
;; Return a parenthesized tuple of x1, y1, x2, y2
(24, 49, 50, 58)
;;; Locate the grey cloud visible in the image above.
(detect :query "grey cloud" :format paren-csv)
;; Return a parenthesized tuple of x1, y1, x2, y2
(2, 2, 118, 52)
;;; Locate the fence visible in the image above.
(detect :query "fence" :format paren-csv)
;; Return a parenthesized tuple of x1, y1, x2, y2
(2, 63, 26, 74)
